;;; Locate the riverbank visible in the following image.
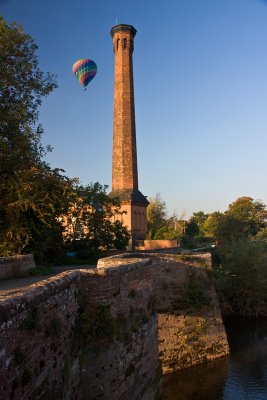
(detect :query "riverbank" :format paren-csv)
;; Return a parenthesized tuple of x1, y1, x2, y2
(163, 316, 267, 400)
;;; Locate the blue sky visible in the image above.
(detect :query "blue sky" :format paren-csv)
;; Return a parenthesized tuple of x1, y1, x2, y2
(1, 0, 267, 218)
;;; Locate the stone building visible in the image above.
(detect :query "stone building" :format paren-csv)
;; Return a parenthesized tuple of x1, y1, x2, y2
(109, 24, 149, 241)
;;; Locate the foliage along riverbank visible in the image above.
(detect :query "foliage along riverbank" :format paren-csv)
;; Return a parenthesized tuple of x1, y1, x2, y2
(211, 240, 267, 318)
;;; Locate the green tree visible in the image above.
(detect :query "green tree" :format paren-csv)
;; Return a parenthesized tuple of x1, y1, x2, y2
(185, 220, 199, 237)
(256, 226, 267, 241)
(227, 196, 267, 236)
(206, 197, 267, 317)
(190, 211, 209, 233)
(203, 197, 267, 243)
(146, 193, 167, 239)
(64, 183, 130, 256)
(212, 240, 267, 316)
(0, 17, 56, 129)
(0, 18, 74, 262)
(203, 212, 244, 242)
(153, 212, 184, 240)
(153, 226, 177, 240)
(0, 165, 76, 261)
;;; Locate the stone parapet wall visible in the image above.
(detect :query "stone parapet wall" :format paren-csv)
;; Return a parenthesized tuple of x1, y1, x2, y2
(0, 254, 36, 280)
(78, 258, 160, 399)
(0, 271, 82, 400)
(0, 252, 229, 399)
(0, 257, 161, 400)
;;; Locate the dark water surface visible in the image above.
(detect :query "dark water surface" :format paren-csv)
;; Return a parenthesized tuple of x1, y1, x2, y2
(163, 317, 267, 400)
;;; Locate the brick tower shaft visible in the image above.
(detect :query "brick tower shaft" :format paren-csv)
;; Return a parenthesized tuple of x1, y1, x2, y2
(111, 25, 138, 191)
(110, 24, 149, 242)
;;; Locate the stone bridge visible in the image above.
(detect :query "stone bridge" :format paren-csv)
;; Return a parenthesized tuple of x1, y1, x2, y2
(0, 253, 229, 400)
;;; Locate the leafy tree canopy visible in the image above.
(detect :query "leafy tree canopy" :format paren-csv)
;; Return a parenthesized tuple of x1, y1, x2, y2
(203, 197, 267, 243)
(212, 240, 267, 316)
(63, 183, 130, 256)
(227, 196, 267, 236)
(0, 18, 68, 261)
(190, 211, 209, 231)
(146, 193, 167, 239)
(0, 17, 56, 129)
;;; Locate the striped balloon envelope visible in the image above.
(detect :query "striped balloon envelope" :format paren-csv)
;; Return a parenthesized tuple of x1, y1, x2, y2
(72, 59, 97, 90)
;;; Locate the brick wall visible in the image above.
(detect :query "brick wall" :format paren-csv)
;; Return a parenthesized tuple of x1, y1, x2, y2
(0, 258, 161, 400)
(0, 271, 81, 400)
(0, 254, 35, 280)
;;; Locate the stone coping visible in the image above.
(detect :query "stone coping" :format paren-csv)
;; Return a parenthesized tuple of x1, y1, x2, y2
(97, 254, 152, 272)
(0, 256, 153, 324)
(0, 252, 211, 326)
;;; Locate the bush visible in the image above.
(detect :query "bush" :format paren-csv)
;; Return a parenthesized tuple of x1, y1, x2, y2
(180, 234, 198, 249)
(153, 226, 180, 240)
(172, 270, 210, 312)
(112, 220, 131, 250)
(211, 240, 267, 316)
(76, 290, 114, 343)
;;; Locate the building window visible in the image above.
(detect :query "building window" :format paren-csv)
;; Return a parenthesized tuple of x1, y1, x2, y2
(123, 38, 127, 49)
(116, 38, 120, 50)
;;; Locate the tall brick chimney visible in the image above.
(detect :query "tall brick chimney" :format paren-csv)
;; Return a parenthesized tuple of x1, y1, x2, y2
(110, 24, 149, 241)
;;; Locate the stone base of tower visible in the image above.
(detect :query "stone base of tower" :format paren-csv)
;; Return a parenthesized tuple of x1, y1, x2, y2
(110, 189, 149, 241)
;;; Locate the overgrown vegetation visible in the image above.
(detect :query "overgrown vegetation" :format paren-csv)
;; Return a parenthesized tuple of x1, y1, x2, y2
(77, 302, 114, 342)
(172, 270, 211, 312)
(200, 197, 267, 317)
(211, 240, 267, 316)
(76, 289, 150, 344)
(76, 289, 114, 343)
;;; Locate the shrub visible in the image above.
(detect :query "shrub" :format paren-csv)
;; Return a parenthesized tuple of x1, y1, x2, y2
(180, 234, 198, 249)
(211, 240, 267, 316)
(76, 290, 114, 343)
(172, 270, 210, 312)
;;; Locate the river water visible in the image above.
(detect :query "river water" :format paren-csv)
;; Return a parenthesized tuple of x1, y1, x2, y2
(163, 317, 267, 400)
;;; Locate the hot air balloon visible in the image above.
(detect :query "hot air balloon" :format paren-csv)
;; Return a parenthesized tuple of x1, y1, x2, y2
(72, 59, 97, 90)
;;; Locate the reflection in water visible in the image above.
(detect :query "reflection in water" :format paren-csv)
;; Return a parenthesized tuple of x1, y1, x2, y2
(163, 357, 229, 400)
(163, 317, 267, 400)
